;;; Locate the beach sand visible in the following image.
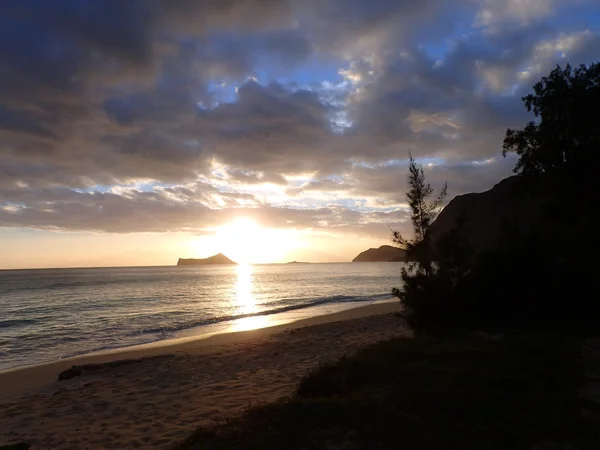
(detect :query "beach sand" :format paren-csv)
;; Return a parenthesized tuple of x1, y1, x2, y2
(0, 302, 407, 449)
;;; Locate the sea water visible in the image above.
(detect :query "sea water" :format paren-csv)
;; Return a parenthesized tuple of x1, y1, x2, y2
(0, 262, 405, 371)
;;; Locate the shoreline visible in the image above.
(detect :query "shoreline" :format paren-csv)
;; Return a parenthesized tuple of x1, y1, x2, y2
(0, 296, 394, 374)
(0, 301, 401, 399)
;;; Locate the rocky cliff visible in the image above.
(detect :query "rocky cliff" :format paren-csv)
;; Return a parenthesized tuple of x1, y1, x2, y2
(428, 176, 550, 253)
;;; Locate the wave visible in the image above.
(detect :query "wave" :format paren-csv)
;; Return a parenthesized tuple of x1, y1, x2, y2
(134, 292, 392, 337)
(2, 278, 141, 293)
(55, 293, 392, 361)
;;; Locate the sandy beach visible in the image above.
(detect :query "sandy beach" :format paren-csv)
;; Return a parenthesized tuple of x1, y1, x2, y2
(0, 302, 406, 449)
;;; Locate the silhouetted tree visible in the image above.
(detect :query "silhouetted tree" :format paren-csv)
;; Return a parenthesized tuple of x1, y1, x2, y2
(503, 61, 600, 260)
(392, 156, 450, 334)
(392, 154, 447, 276)
(503, 62, 600, 177)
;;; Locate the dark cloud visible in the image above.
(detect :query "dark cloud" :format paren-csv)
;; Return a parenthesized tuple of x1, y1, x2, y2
(190, 80, 334, 170)
(0, 0, 305, 100)
(0, 105, 56, 139)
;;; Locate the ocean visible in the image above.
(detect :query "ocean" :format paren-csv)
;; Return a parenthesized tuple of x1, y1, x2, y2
(0, 262, 405, 371)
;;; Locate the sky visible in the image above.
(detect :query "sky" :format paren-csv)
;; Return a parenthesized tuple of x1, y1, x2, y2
(1, 0, 599, 268)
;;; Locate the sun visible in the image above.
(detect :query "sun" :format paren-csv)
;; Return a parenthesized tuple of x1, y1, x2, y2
(220, 217, 261, 236)
(188, 217, 305, 264)
(210, 217, 297, 264)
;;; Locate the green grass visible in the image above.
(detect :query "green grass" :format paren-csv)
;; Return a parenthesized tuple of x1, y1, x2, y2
(180, 336, 600, 450)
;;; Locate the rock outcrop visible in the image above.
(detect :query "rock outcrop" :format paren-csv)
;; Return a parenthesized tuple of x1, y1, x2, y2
(177, 253, 237, 266)
(352, 245, 407, 262)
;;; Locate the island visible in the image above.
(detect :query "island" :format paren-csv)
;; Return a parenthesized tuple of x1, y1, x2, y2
(177, 253, 237, 266)
(352, 245, 407, 262)
(286, 261, 310, 264)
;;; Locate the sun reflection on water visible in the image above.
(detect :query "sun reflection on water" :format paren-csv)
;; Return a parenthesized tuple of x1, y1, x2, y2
(234, 264, 255, 314)
(230, 264, 273, 332)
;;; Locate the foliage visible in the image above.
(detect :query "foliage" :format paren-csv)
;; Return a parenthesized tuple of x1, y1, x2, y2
(503, 61, 600, 257)
(391, 155, 448, 332)
(503, 62, 600, 177)
(500, 61, 600, 325)
(396, 154, 448, 246)
(392, 154, 447, 276)
(394, 62, 600, 335)
(180, 336, 598, 450)
(391, 155, 469, 334)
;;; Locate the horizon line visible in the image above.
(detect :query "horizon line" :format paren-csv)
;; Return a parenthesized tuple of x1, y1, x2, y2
(0, 261, 361, 271)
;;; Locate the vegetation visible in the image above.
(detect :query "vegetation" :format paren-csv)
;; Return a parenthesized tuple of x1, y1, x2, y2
(503, 62, 600, 266)
(180, 336, 599, 449)
(392, 61, 600, 336)
(391, 154, 447, 275)
(0, 444, 31, 450)
(391, 155, 452, 334)
(503, 63, 600, 177)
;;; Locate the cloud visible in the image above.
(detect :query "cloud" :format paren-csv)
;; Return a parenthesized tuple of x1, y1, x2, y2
(0, 183, 371, 235)
(0, 105, 57, 139)
(475, 0, 557, 26)
(0, 0, 599, 241)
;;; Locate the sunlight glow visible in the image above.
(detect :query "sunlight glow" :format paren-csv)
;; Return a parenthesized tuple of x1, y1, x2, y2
(230, 314, 273, 332)
(192, 217, 302, 264)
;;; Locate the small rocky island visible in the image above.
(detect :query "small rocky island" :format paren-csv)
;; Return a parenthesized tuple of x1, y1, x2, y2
(352, 245, 407, 262)
(177, 253, 237, 266)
